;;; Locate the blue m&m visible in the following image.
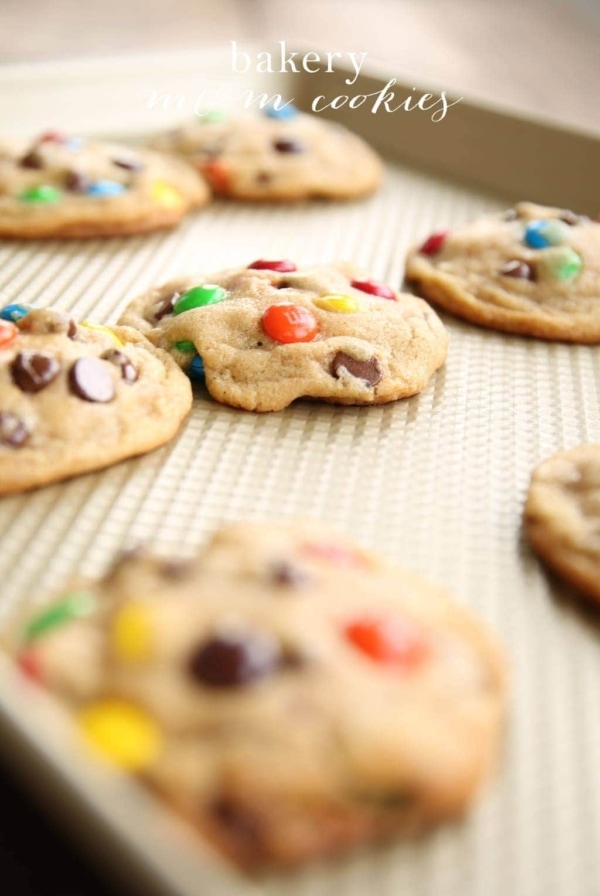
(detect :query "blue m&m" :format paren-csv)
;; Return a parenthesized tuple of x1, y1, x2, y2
(188, 355, 205, 380)
(263, 102, 298, 120)
(524, 219, 570, 249)
(87, 180, 127, 198)
(0, 303, 31, 322)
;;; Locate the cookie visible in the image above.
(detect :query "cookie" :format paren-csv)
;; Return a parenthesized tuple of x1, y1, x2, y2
(524, 443, 600, 604)
(405, 202, 600, 342)
(118, 260, 448, 412)
(0, 131, 210, 238)
(0, 306, 192, 494)
(152, 106, 383, 201)
(17, 522, 506, 869)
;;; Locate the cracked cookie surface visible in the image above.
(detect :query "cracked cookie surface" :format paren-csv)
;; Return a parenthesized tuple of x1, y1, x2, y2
(0, 307, 192, 493)
(118, 261, 448, 412)
(405, 202, 600, 342)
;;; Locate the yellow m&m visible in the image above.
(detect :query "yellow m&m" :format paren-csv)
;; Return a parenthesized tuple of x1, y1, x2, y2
(80, 322, 124, 347)
(78, 700, 162, 771)
(151, 181, 184, 208)
(314, 294, 360, 314)
(112, 602, 152, 662)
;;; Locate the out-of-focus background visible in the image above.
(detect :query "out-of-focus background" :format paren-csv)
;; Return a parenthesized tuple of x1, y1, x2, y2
(0, 0, 599, 132)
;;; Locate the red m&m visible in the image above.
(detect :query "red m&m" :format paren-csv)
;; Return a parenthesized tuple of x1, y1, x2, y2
(419, 231, 448, 256)
(248, 259, 297, 273)
(351, 278, 396, 300)
(0, 320, 18, 350)
(262, 303, 319, 343)
(344, 616, 429, 668)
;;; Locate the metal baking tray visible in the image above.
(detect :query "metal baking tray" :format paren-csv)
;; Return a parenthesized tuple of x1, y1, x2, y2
(1, 47, 599, 896)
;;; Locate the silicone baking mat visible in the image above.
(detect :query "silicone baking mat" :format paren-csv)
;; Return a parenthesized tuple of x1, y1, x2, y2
(0, 50, 599, 896)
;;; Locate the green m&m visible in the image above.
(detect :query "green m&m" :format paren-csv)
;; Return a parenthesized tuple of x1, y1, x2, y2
(24, 590, 96, 642)
(539, 247, 583, 282)
(173, 284, 227, 315)
(19, 184, 62, 204)
(173, 340, 196, 353)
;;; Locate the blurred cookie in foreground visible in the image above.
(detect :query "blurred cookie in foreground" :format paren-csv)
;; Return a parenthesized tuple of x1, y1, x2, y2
(152, 105, 383, 201)
(525, 444, 600, 604)
(0, 131, 210, 238)
(0, 306, 192, 493)
(118, 259, 448, 412)
(405, 202, 600, 342)
(17, 522, 506, 869)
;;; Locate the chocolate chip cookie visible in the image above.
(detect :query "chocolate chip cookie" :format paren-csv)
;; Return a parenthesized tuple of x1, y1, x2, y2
(525, 443, 600, 603)
(17, 522, 506, 869)
(0, 131, 210, 238)
(0, 307, 192, 494)
(118, 260, 448, 412)
(405, 202, 600, 341)
(152, 106, 383, 201)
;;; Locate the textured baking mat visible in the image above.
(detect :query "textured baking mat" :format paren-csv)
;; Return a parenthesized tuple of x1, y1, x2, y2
(1, 62, 600, 896)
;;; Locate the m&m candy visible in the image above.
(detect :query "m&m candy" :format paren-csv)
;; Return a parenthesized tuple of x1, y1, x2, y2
(86, 180, 127, 198)
(173, 340, 196, 353)
(263, 102, 299, 120)
(173, 285, 227, 314)
(112, 602, 151, 662)
(248, 259, 297, 273)
(262, 303, 319, 343)
(24, 591, 96, 642)
(538, 247, 583, 282)
(344, 616, 429, 668)
(419, 231, 448, 256)
(0, 320, 19, 350)
(189, 355, 205, 380)
(196, 108, 228, 123)
(314, 294, 360, 313)
(80, 322, 124, 346)
(202, 159, 230, 192)
(78, 699, 162, 770)
(19, 185, 62, 204)
(351, 279, 396, 300)
(151, 181, 184, 208)
(524, 219, 570, 249)
(0, 304, 32, 323)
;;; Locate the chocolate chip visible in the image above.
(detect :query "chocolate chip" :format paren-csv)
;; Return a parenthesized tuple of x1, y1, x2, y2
(499, 259, 536, 280)
(101, 349, 138, 383)
(331, 352, 382, 387)
(68, 357, 115, 403)
(273, 138, 305, 154)
(19, 151, 43, 170)
(153, 293, 179, 322)
(111, 156, 145, 173)
(11, 352, 60, 393)
(158, 559, 193, 581)
(210, 798, 264, 852)
(256, 171, 272, 184)
(188, 630, 280, 688)
(0, 412, 30, 448)
(559, 210, 588, 226)
(270, 560, 312, 589)
(503, 208, 519, 221)
(64, 169, 90, 193)
(67, 320, 78, 339)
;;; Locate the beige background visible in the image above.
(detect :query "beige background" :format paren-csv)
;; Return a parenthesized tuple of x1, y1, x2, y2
(0, 0, 599, 133)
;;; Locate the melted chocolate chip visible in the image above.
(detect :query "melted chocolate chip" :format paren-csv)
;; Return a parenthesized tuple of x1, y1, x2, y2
(273, 138, 305, 154)
(68, 358, 115, 403)
(67, 320, 78, 339)
(101, 349, 138, 383)
(188, 630, 280, 688)
(111, 156, 145, 173)
(153, 293, 179, 321)
(255, 171, 272, 184)
(499, 259, 535, 280)
(331, 352, 382, 387)
(559, 210, 589, 226)
(20, 151, 43, 170)
(270, 560, 312, 589)
(64, 169, 91, 193)
(11, 352, 60, 393)
(158, 559, 193, 581)
(210, 798, 264, 852)
(0, 412, 30, 447)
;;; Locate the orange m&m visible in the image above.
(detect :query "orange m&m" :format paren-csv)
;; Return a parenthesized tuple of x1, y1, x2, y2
(0, 320, 18, 350)
(344, 616, 429, 669)
(262, 303, 319, 344)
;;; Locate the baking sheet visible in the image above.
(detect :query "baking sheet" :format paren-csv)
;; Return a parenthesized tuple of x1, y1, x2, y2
(1, 49, 600, 896)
